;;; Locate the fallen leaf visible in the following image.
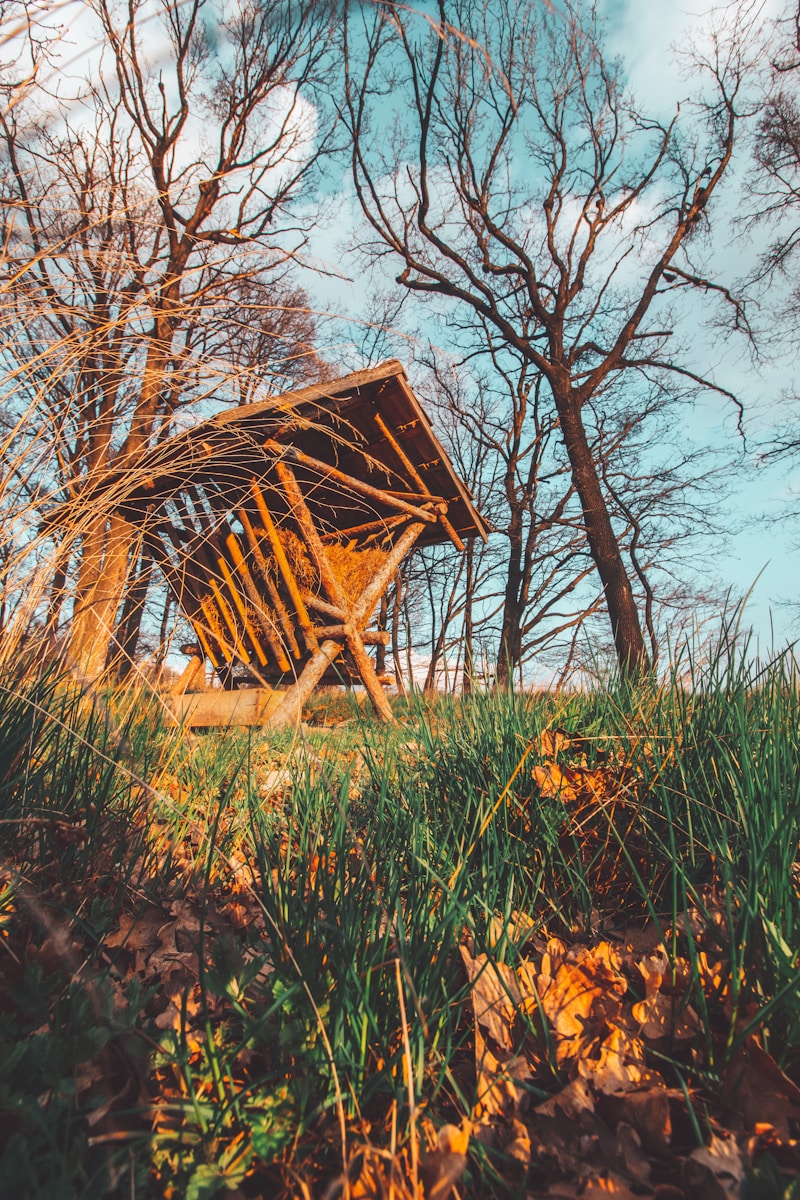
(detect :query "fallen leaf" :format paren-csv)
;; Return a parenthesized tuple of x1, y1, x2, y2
(684, 1134, 744, 1199)
(459, 946, 521, 1052)
(536, 1077, 596, 1120)
(612, 1122, 651, 1186)
(632, 992, 698, 1042)
(598, 1087, 672, 1156)
(538, 729, 573, 759)
(532, 763, 585, 802)
(536, 941, 628, 1066)
(576, 1023, 645, 1094)
(721, 1039, 800, 1137)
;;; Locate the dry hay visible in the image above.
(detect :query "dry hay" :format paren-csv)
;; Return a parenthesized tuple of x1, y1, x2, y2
(274, 528, 316, 589)
(324, 541, 388, 605)
(256, 526, 388, 607)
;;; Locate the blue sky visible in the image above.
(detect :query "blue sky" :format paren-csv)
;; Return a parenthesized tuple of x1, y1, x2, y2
(291, 0, 800, 654)
(602, 0, 800, 651)
(25, 0, 800, 656)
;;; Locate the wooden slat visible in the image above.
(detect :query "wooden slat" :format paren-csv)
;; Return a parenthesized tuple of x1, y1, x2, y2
(238, 508, 302, 659)
(249, 478, 317, 649)
(224, 531, 292, 671)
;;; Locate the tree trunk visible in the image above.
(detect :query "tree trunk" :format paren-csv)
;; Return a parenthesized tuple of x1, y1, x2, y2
(495, 517, 525, 690)
(109, 543, 154, 680)
(391, 572, 406, 696)
(69, 509, 135, 680)
(68, 327, 171, 679)
(376, 592, 388, 676)
(462, 539, 474, 695)
(556, 390, 648, 674)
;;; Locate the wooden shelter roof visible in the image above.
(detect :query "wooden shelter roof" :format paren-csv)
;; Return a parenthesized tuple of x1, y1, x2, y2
(118, 360, 489, 547)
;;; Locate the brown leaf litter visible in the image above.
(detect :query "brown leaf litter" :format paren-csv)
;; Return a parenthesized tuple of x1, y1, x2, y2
(459, 925, 800, 1196)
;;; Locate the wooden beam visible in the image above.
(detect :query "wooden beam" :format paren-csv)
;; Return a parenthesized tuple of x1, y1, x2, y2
(145, 529, 224, 669)
(313, 626, 390, 645)
(183, 487, 272, 665)
(263, 439, 439, 525)
(224, 531, 292, 671)
(319, 513, 408, 544)
(263, 639, 344, 728)
(300, 590, 347, 621)
(169, 654, 205, 696)
(216, 556, 268, 667)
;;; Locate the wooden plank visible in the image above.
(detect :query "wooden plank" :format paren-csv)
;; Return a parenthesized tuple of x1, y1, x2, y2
(166, 687, 284, 728)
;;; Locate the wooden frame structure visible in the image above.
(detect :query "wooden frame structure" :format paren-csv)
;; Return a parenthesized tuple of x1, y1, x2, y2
(97, 361, 488, 726)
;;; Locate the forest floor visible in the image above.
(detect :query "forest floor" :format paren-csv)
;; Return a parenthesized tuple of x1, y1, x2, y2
(1, 646, 799, 1199)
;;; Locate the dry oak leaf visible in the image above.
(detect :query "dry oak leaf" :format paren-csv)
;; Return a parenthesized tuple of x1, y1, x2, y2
(538, 728, 574, 759)
(532, 762, 585, 803)
(460, 946, 533, 1126)
(598, 1086, 673, 1156)
(154, 977, 202, 1032)
(474, 1041, 533, 1124)
(576, 1022, 646, 1095)
(546, 1173, 650, 1198)
(535, 1077, 596, 1120)
(632, 950, 698, 1041)
(420, 1121, 472, 1200)
(721, 1038, 800, 1137)
(459, 945, 521, 1052)
(536, 939, 628, 1066)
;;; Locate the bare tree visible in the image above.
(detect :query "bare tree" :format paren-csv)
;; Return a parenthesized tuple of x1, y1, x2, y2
(0, 0, 337, 674)
(743, 0, 800, 482)
(423, 345, 598, 687)
(344, 0, 755, 675)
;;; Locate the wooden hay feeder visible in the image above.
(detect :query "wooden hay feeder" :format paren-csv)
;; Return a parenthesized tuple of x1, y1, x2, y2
(112, 361, 487, 727)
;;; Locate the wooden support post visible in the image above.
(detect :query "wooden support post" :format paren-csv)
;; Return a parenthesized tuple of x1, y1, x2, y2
(351, 521, 427, 627)
(265, 638, 344, 728)
(274, 458, 396, 723)
(169, 654, 205, 695)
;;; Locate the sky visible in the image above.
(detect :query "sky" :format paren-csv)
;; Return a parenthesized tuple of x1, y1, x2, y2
(7, 0, 800, 660)
(284, 0, 800, 657)
(601, 0, 800, 653)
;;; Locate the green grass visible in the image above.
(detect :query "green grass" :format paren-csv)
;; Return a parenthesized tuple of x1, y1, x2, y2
(0, 634, 799, 1195)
